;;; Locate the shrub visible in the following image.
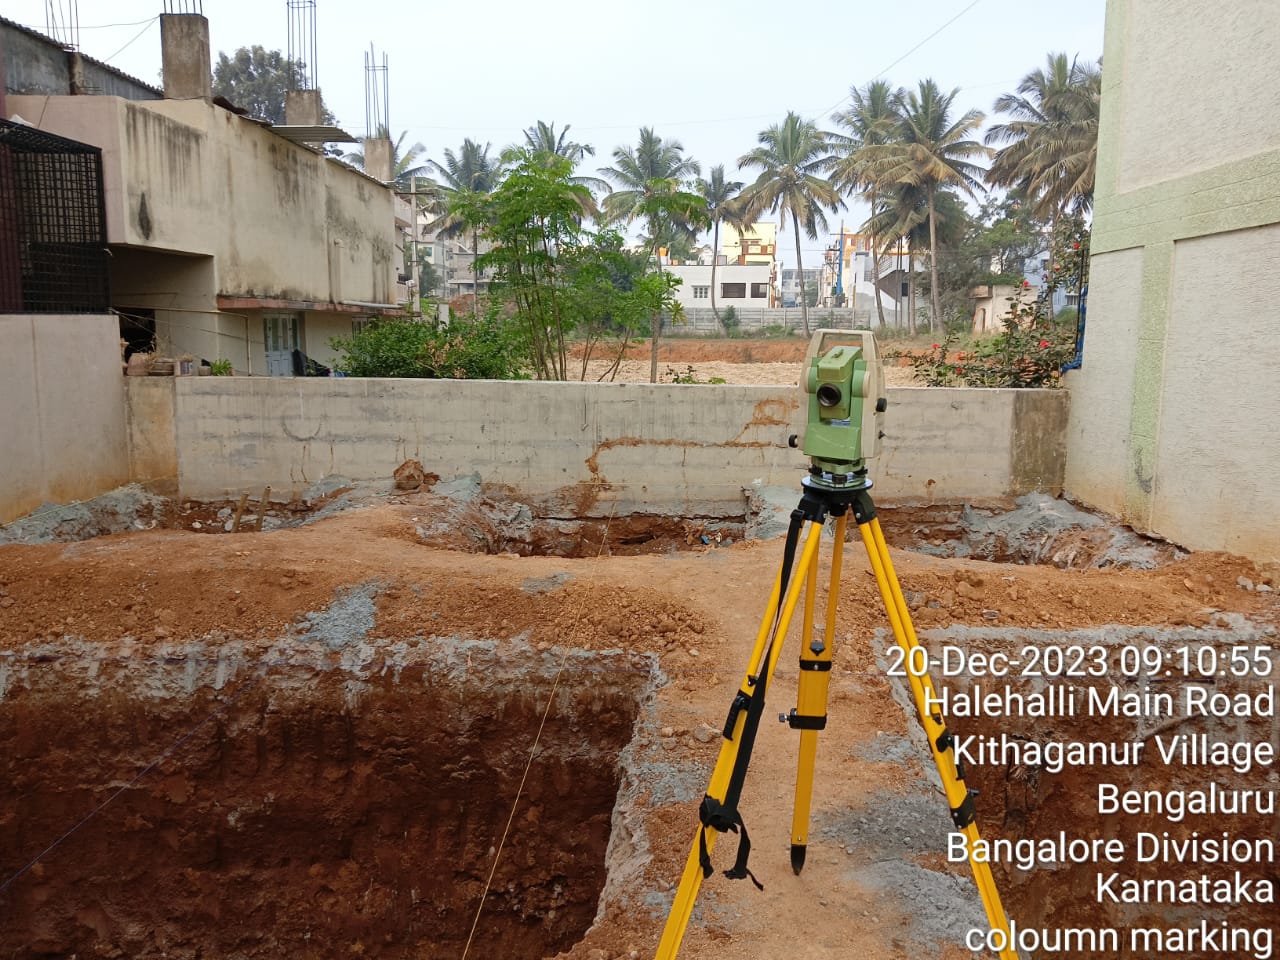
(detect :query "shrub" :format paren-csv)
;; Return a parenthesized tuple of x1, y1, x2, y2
(329, 310, 530, 380)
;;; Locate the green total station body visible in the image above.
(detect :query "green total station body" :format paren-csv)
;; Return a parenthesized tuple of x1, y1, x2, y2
(796, 329, 886, 477)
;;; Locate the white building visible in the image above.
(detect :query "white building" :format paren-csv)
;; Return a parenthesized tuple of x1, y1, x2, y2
(665, 263, 775, 312)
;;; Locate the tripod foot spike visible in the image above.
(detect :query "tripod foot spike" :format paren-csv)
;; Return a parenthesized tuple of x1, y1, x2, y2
(790, 844, 806, 875)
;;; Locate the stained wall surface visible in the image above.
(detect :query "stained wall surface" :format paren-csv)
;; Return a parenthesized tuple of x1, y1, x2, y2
(125, 379, 1068, 514)
(1064, 0, 1280, 562)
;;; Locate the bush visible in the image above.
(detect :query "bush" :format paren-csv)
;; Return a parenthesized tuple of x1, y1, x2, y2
(329, 310, 530, 380)
(721, 305, 740, 334)
(330, 320, 436, 377)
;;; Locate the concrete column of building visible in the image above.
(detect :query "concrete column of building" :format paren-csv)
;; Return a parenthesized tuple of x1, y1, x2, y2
(160, 14, 212, 101)
(285, 90, 322, 126)
(363, 137, 393, 182)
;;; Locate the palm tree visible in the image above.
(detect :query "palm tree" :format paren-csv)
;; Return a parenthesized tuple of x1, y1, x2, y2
(738, 112, 842, 336)
(509, 121, 609, 214)
(986, 54, 1100, 221)
(865, 81, 987, 332)
(521, 120, 594, 164)
(697, 165, 750, 331)
(829, 80, 903, 329)
(427, 140, 503, 299)
(600, 128, 707, 380)
(599, 128, 703, 253)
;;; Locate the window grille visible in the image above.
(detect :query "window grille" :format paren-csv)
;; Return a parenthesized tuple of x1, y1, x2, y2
(0, 120, 109, 313)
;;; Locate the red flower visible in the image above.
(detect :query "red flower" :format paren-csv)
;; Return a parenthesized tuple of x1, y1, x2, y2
(1038, 339, 1050, 348)
(1023, 280, 1031, 288)
(955, 367, 964, 374)
(931, 343, 939, 350)
(1071, 242, 1080, 250)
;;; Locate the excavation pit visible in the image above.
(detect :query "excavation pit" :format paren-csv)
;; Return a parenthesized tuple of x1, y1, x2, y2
(0, 639, 656, 959)
(877, 494, 1184, 569)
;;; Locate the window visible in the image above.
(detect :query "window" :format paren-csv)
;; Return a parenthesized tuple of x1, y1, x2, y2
(721, 282, 746, 298)
(750, 282, 768, 299)
(692, 285, 710, 299)
(1065, 293, 1079, 307)
(352, 316, 376, 335)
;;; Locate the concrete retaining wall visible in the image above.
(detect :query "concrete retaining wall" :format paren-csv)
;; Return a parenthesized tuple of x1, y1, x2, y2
(0, 314, 132, 524)
(128, 378, 1068, 516)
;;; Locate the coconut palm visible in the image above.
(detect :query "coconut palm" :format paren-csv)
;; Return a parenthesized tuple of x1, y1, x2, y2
(829, 80, 903, 329)
(986, 53, 1101, 220)
(428, 140, 502, 248)
(599, 128, 707, 380)
(599, 128, 704, 252)
(509, 121, 609, 214)
(737, 112, 842, 336)
(864, 81, 987, 332)
(697, 165, 751, 330)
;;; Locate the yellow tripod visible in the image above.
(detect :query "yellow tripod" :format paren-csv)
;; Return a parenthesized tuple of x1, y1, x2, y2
(654, 474, 1018, 960)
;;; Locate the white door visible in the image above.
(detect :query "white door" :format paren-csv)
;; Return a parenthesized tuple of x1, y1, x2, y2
(264, 313, 301, 376)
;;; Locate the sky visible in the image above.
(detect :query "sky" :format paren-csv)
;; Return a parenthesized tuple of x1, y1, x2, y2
(11, 0, 1108, 262)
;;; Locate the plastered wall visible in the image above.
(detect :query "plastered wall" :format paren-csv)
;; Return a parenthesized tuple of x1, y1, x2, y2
(1064, 0, 1280, 563)
(0, 315, 130, 524)
(127, 379, 1067, 515)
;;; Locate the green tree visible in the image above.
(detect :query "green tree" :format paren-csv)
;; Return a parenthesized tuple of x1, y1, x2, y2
(865, 81, 987, 333)
(829, 80, 903, 329)
(212, 45, 336, 125)
(599, 128, 707, 381)
(737, 111, 842, 337)
(457, 150, 592, 379)
(986, 54, 1101, 219)
(697, 165, 750, 331)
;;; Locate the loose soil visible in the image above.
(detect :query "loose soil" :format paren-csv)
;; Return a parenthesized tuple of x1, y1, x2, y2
(2, 339, 1277, 959)
(2, 486, 1277, 959)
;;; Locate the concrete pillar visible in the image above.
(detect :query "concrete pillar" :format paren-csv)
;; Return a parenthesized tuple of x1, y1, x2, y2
(285, 89, 322, 126)
(160, 14, 212, 101)
(363, 137, 393, 182)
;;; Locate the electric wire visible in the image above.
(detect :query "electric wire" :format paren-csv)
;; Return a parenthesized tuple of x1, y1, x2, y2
(458, 504, 618, 960)
(0, 672, 264, 896)
(102, 17, 157, 65)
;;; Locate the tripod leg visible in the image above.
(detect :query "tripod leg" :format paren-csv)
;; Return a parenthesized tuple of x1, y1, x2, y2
(788, 511, 846, 873)
(654, 520, 825, 960)
(858, 517, 1019, 960)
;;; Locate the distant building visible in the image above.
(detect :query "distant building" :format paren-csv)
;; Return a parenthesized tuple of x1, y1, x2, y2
(779, 267, 820, 308)
(719, 222, 777, 266)
(666, 263, 775, 311)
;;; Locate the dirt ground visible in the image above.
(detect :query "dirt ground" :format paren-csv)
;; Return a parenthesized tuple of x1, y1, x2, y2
(574, 338, 921, 385)
(2, 338, 1277, 958)
(1, 489, 1276, 959)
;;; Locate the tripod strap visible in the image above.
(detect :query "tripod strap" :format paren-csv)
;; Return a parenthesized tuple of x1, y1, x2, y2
(697, 507, 808, 891)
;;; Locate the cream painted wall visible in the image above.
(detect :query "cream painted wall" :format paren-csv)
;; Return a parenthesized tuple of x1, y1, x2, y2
(1064, 0, 1280, 562)
(0, 315, 131, 524)
(8, 94, 396, 307)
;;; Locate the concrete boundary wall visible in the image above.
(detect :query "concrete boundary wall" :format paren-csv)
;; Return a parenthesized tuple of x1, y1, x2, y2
(128, 379, 1068, 515)
(0, 314, 131, 524)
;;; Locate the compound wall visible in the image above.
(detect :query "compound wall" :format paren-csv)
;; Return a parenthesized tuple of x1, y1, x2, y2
(126, 378, 1068, 516)
(1064, 0, 1280, 564)
(0, 314, 131, 524)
